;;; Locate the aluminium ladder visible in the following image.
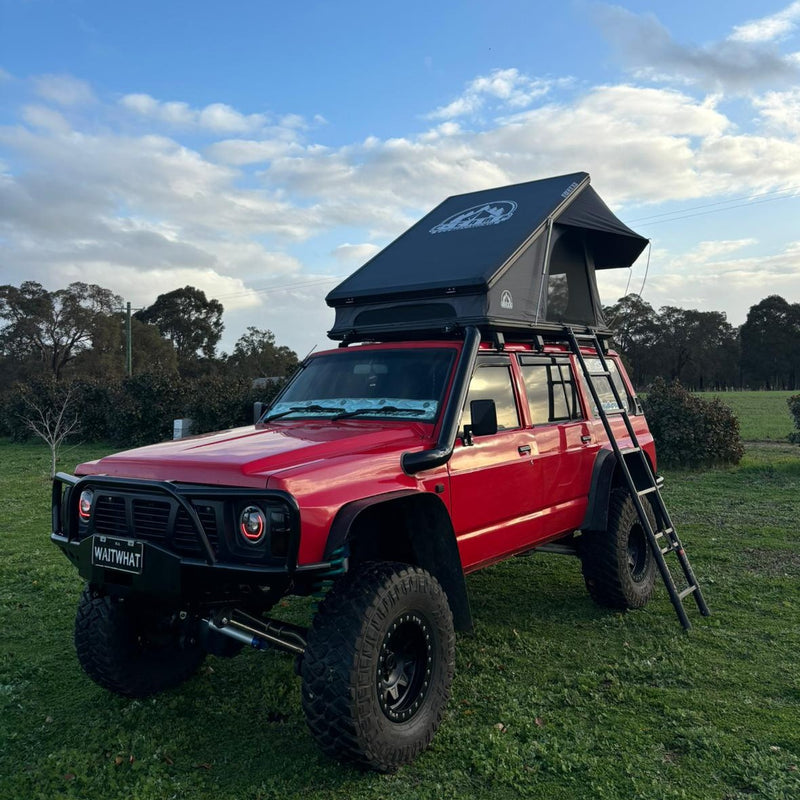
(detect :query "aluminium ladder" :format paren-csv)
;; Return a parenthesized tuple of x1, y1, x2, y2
(564, 326, 710, 630)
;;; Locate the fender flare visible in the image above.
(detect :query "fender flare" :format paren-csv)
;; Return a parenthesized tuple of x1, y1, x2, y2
(580, 449, 618, 533)
(325, 490, 473, 632)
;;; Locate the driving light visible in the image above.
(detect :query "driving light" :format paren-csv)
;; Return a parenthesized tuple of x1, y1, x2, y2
(78, 489, 94, 521)
(239, 506, 267, 543)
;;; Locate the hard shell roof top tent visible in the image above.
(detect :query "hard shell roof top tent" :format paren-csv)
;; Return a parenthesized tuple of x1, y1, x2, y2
(326, 171, 648, 342)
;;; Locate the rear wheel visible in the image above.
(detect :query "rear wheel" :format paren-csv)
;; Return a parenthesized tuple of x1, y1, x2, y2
(580, 488, 656, 609)
(300, 562, 455, 772)
(74, 586, 205, 698)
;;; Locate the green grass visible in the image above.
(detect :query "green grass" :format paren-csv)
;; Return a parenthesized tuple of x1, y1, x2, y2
(697, 390, 796, 442)
(2, 436, 799, 800)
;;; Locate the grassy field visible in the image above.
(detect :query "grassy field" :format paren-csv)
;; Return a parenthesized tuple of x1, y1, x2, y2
(697, 390, 795, 442)
(1, 395, 799, 799)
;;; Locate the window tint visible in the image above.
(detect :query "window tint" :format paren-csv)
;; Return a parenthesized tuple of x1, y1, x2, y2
(581, 358, 635, 415)
(462, 364, 520, 431)
(520, 362, 581, 424)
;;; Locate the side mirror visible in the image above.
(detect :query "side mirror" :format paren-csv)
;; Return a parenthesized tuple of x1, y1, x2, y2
(253, 401, 267, 424)
(463, 399, 497, 444)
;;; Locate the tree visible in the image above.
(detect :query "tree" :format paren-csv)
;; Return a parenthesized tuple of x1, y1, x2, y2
(72, 316, 178, 378)
(740, 295, 800, 389)
(18, 382, 80, 477)
(604, 294, 660, 386)
(0, 281, 122, 380)
(135, 286, 224, 362)
(227, 327, 299, 378)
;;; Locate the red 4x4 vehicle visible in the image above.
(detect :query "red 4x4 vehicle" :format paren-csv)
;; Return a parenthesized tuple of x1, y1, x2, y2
(51, 174, 706, 770)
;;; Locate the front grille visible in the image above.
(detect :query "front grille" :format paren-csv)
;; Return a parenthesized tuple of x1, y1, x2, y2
(90, 494, 219, 556)
(175, 505, 219, 553)
(93, 495, 128, 536)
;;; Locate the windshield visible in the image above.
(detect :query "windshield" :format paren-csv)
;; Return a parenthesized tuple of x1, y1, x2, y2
(264, 348, 456, 423)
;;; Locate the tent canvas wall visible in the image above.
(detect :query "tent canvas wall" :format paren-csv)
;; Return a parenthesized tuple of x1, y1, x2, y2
(326, 172, 648, 341)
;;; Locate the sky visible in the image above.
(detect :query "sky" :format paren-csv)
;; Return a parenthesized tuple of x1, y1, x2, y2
(2, 0, 800, 357)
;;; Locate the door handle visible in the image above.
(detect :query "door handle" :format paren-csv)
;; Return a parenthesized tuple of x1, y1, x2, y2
(518, 444, 532, 455)
(580, 435, 592, 444)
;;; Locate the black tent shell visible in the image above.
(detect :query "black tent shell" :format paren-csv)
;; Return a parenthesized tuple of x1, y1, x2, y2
(326, 172, 648, 341)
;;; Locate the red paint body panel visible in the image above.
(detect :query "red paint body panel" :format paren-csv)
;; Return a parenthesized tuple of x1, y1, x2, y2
(74, 340, 656, 571)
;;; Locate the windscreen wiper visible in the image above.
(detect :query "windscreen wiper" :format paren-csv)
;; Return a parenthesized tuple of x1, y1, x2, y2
(261, 404, 346, 423)
(332, 406, 427, 420)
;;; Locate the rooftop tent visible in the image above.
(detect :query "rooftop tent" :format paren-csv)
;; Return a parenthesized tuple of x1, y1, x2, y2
(326, 172, 648, 341)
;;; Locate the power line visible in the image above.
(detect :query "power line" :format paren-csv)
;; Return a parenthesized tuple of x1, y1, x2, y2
(627, 185, 800, 226)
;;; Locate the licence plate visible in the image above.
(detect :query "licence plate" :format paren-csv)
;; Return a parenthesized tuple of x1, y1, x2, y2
(91, 536, 144, 575)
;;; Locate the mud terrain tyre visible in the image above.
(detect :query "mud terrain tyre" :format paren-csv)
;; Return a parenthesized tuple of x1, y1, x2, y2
(580, 488, 656, 609)
(74, 586, 205, 698)
(301, 562, 455, 772)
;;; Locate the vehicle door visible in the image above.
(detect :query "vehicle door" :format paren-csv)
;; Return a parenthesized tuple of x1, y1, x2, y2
(517, 355, 597, 534)
(447, 354, 538, 570)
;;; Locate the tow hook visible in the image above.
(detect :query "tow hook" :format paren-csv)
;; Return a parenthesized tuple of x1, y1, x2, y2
(202, 610, 307, 657)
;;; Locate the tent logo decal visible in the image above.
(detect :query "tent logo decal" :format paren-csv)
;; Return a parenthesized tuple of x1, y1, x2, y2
(429, 201, 517, 234)
(500, 290, 514, 309)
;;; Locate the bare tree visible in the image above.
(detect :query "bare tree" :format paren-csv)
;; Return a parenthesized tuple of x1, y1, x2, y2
(20, 387, 80, 478)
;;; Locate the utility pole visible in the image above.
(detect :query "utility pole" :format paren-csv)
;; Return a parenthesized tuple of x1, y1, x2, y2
(125, 301, 132, 376)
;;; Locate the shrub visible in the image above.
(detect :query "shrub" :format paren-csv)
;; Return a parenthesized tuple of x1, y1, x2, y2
(642, 378, 743, 469)
(111, 373, 188, 447)
(184, 375, 285, 435)
(788, 394, 800, 443)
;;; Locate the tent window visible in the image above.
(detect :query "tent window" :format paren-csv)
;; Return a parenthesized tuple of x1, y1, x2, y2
(546, 231, 596, 325)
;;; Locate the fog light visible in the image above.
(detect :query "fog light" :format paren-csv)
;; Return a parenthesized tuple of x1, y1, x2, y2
(78, 489, 94, 521)
(239, 506, 267, 543)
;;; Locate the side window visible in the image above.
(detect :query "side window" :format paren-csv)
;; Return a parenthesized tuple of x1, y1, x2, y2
(581, 358, 635, 415)
(462, 364, 520, 431)
(520, 361, 582, 424)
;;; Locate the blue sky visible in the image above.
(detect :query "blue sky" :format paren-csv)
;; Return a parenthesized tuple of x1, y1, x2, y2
(2, 0, 800, 356)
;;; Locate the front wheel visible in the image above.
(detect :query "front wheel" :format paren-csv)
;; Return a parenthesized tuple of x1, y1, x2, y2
(74, 586, 205, 698)
(300, 562, 455, 772)
(580, 488, 656, 609)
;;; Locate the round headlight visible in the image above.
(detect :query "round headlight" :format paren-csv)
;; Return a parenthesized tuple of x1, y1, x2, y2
(239, 506, 267, 543)
(78, 489, 94, 521)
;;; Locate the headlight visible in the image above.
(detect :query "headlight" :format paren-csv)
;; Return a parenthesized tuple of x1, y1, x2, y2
(78, 489, 94, 521)
(239, 505, 267, 543)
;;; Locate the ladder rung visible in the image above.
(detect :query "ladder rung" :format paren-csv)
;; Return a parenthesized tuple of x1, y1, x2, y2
(588, 370, 611, 378)
(637, 486, 657, 496)
(604, 408, 627, 417)
(622, 447, 642, 455)
(678, 585, 697, 600)
(660, 545, 674, 555)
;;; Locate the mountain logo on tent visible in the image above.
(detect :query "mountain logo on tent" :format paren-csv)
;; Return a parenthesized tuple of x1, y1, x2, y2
(429, 201, 517, 234)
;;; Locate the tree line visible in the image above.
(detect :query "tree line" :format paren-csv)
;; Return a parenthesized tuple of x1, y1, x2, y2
(0, 281, 299, 384)
(604, 293, 800, 391)
(0, 281, 300, 447)
(1, 280, 798, 450)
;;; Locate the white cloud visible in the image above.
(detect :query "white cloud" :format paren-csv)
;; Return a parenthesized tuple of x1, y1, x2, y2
(120, 93, 268, 133)
(730, 1, 800, 43)
(21, 105, 72, 134)
(752, 88, 800, 137)
(32, 74, 96, 106)
(332, 243, 380, 265)
(428, 68, 562, 120)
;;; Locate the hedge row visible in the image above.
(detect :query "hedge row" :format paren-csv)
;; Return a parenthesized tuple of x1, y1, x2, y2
(788, 394, 800, 444)
(642, 378, 743, 469)
(1, 374, 285, 448)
